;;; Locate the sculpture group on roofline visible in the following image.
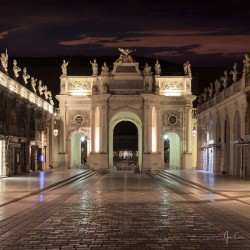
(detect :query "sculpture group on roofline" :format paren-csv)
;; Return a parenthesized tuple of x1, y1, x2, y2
(0, 49, 54, 106)
(197, 54, 250, 106)
(60, 48, 194, 80)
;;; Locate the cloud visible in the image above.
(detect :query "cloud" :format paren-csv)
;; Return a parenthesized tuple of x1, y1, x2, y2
(58, 30, 250, 56)
(0, 28, 17, 39)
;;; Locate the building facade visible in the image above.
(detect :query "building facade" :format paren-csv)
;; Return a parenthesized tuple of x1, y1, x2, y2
(55, 50, 197, 172)
(196, 55, 250, 177)
(0, 50, 54, 177)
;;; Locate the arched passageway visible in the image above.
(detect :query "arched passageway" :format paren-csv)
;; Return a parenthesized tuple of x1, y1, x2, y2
(163, 132, 181, 169)
(71, 132, 88, 168)
(109, 111, 142, 171)
(113, 121, 138, 171)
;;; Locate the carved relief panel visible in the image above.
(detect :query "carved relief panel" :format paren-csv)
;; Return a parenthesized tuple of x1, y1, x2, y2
(158, 77, 187, 96)
(66, 77, 93, 95)
(161, 81, 184, 90)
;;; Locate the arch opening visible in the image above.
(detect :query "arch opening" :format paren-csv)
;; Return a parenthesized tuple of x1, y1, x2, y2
(71, 132, 88, 168)
(113, 121, 138, 171)
(109, 111, 142, 172)
(163, 132, 180, 169)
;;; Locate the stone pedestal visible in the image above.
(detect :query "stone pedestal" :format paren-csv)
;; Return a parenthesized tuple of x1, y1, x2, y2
(89, 153, 109, 173)
(142, 153, 162, 173)
(183, 153, 193, 169)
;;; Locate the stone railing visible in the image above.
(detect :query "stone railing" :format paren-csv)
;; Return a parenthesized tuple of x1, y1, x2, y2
(0, 71, 54, 114)
(198, 75, 249, 113)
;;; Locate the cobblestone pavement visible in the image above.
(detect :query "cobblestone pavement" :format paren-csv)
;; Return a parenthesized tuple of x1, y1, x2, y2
(0, 173, 249, 249)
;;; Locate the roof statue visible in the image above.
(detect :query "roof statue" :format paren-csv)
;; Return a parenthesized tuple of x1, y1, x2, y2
(101, 62, 109, 75)
(90, 59, 98, 75)
(0, 49, 8, 74)
(61, 60, 69, 75)
(38, 80, 45, 95)
(47, 91, 54, 105)
(118, 48, 135, 56)
(220, 70, 228, 88)
(31, 77, 37, 93)
(22, 67, 30, 84)
(143, 63, 152, 76)
(154, 59, 161, 75)
(243, 54, 250, 74)
(215, 79, 221, 94)
(43, 85, 49, 99)
(230, 62, 238, 83)
(116, 48, 136, 63)
(183, 60, 192, 77)
(13, 59, 21, 79)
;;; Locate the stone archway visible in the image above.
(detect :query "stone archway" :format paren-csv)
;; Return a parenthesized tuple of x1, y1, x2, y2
(109, 111, 142, 171)
(163, 132, 181, 169)
(70, 130, 89, 168)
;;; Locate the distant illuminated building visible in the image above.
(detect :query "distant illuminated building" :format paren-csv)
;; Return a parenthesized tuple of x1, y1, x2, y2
(54, 49, 197, 172)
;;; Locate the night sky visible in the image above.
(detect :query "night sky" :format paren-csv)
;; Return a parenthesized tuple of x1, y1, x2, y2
(1, 0, 249, 67)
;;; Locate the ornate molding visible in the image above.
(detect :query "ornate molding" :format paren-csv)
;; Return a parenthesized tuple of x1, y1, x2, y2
(162, 110, 184, 127)
(69, 111, 90, 126)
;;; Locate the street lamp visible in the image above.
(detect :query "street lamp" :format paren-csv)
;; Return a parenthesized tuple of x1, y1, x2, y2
(53, 121, 58, 137)
(192, 124, 197, 136)
(163, 134, 168, 140)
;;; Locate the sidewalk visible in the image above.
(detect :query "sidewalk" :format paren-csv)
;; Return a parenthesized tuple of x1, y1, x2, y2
(165, 169, 250, 204)
(0, 168, 87, 206)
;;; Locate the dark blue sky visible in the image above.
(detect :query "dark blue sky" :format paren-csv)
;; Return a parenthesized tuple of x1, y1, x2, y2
(0, 0, 249, 66)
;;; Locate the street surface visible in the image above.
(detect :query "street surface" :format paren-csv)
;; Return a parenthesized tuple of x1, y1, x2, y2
(0, 171, 249, 249)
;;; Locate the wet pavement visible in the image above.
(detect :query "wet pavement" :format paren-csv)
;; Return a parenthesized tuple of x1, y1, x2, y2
(165, 169, 250, 204)
(0, 170, 249, 249)
(0, 169, 86, 206)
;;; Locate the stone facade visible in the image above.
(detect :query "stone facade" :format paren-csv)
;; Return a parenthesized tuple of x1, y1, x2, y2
(55, 51, 197, 172)
(0, 50, 54, 176)
(196, 56, 250, 177)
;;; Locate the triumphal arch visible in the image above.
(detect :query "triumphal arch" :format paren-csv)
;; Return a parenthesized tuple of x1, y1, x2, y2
(55, 49, 197, 172)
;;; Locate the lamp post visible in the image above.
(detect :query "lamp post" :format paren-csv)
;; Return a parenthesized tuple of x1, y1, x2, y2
(53, 121, 58, 137)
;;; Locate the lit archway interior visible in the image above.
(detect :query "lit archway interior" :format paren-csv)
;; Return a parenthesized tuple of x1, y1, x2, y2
(71, 132, 87, 168)
(113, 121, 138, 171)
(164, 132, 180, 169)
(109, 111, 142, 170)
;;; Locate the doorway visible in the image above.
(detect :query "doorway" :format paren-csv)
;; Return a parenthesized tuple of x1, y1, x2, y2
(71, 132, 87, 168)
(113, 121, 138, 171)
(163, 132, 180, 169)
(109, 111, 142, 171)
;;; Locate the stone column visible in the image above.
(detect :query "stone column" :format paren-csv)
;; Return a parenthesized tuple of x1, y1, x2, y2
(156, 106, 161, 153)
(186, 107, 192, 153)
(59, 107, 66, 153)
(143, 104, 149, 153)
(101, 104, 108, 153)
(90, 106, 95, 153)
